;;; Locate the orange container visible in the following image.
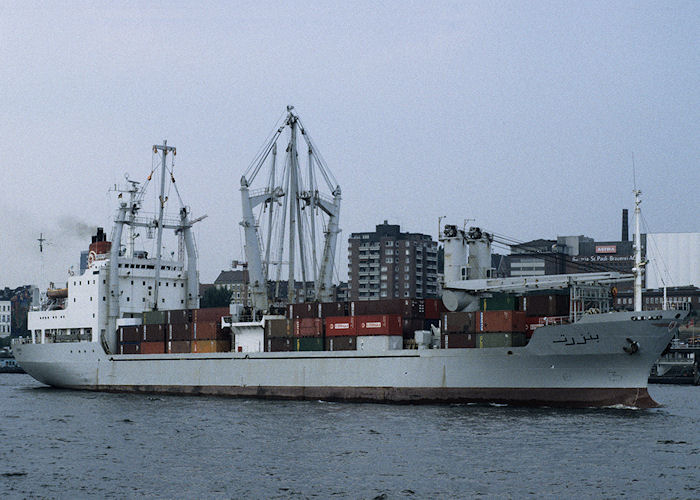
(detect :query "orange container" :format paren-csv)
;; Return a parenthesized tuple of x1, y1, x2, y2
(478, 311, 527, 332)
(192, 340, 217, 353)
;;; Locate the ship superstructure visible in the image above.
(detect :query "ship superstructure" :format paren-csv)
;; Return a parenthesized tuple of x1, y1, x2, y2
(26, 141, 202, 354)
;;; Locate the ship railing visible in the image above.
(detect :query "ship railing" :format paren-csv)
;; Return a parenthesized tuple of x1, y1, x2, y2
(533, 315, 571, 327)
(11, 337, 33, 346)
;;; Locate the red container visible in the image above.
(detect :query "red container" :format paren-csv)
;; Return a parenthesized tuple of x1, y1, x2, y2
(321, 302, 348, 318)
(290, 302, 320, 319)
(325, 336, 356, 351)
(357, 314, 403, 336)
(169, 322, 192, 341)
(119, 342, 140, 354)
(194, 307, 230, 323)
(168, 309, 193, 324)
(141, 341, 166, 354)
(325, 316, 357, 337)
(294, 318, 323, 338)
(441, 333, 476, 348)
(194, 321, 218, 340)
(119, 325, 141, 343)
(143, 324, 165, 342)
(266, 337, 294, 352)
(442, 312, 475, 333)
(477, 311, 527, 333)
(424, 299, 441, 320)
(352, 299, 424, 318)
(524, 316, 547, 338)
(167, 341, 191, 354)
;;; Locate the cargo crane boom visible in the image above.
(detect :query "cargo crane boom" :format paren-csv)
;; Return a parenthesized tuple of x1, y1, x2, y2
(240, 107, 341, 316)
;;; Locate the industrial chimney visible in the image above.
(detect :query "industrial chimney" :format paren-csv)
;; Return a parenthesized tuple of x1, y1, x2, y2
(621, 209, 629, 241)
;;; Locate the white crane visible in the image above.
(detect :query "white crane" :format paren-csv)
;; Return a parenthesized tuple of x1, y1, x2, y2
(240, 107, 341, 316)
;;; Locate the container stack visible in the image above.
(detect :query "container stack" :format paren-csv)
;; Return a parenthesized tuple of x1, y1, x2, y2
(441, 293, 528, 348)
(118, 308, 231, 355)
(518, 292, 570, 338)
(264, 318, 293, 352)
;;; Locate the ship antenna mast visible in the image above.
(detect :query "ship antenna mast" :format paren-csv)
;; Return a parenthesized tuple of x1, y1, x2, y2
(632, 188, 645, 311)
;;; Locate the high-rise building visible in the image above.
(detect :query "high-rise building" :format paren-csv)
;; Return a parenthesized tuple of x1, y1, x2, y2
(0, 300, 11, 338)
(348, 221, 438, 301)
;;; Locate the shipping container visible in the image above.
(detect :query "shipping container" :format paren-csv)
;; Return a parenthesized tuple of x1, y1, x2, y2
(143, 324, 165, 342)
(520, 293, 570, 317)
(475, 332, 528, 348)
(442, 312, 476, 333)
(194, 321, 217, 340)
(325, 316, 357, 337)
(295, 337, 324, 351)
(119, 341, 141, 354)
(424, 298, 445, 319)
(192, 340, 217, 353)
(266, 337, 294, 352)
(321, 301, 348, 318)
(441, 333, 476, 349)
(167, 309, 193, 325)
(476, 311, 527, 333)
(352, 298, 425, 318)
(141, 341, 166, 354)
(216, 339, 232, 352)
(167, 340, 191, 354)
(290, 302, 320, 319)
(480, 293, 518, 311)
(143, 310, 167, 325)
(357, 314, 403, 336)
(194, 307, 230, 323)
(356, 335, 403, 351)
(265, 318, 291, 338)
(119, 325, 142, 343)
(168, 322, 192, 341)
(324, 336, 356, 351)
(294, 318, 323, 337)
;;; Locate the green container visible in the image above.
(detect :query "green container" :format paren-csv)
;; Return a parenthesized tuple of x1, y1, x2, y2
(477, 332, 513, 348)
(480, 293, 517, 311)
(295, 337, 324, 351)
(476, 331, 528, 348)
(143, 310, 167, 325)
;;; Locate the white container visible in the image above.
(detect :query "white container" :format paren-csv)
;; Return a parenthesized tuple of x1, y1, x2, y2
(357, 335, 402, 352)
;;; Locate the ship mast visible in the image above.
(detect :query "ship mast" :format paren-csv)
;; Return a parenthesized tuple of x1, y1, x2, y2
(152, 140, 176, 310)
(633, 188, 645, 311)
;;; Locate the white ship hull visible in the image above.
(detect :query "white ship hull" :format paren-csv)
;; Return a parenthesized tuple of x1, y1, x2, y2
(14, 310, 682, 408)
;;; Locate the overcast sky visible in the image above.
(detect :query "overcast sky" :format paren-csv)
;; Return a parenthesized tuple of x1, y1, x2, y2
(1, 1, 698, 289)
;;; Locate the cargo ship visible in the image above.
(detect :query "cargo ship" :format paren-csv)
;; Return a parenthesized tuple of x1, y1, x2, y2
(12, 122, 687, 408)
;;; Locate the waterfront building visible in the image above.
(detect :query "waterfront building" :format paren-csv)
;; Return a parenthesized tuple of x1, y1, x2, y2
(347, 221, 438, 301)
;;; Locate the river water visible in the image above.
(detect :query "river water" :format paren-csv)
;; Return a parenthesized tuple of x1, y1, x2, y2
(1, 374, 698, 499)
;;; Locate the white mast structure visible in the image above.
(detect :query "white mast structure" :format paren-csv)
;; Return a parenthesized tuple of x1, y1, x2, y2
(632, 188, 645, 312)
(105, 142, 203, 351)
(240, 106, 341, 315)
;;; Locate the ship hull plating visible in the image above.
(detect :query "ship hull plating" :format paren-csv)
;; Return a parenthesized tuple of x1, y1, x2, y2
(14, 310, 681, 409)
